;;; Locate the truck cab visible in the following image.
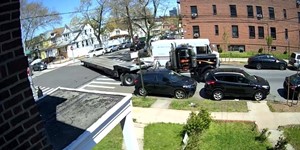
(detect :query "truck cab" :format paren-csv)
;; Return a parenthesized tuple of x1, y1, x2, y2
(167, 44, 197, 73)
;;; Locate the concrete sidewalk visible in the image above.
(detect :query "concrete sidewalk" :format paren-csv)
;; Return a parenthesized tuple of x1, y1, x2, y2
(131, 100, 300, 150)
(47, 59, 80, 69)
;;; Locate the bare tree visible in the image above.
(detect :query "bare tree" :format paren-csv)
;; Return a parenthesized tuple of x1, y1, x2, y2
(20, 0, 61, 50)
(77, 0, 110, 47)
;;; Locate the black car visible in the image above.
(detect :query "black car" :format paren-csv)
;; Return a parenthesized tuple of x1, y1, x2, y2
(283, 73, 300, 99)
(134, 69, 197, 99)
(31, 62, 47, 71)
(247, 54, 287, 70)
(204, 68, 270, 101)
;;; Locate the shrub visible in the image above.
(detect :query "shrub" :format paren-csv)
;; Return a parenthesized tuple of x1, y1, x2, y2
(283, 50, 287, 54)
(182, 109, 212, 136)
(218, 47, 223, 53)
(256, 128, 270, 143)
(258, 48, 263, 53)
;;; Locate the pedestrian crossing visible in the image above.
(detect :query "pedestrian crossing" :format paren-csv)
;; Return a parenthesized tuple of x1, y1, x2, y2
(32, 86, 56, 101)
(79, 75, 122, 90)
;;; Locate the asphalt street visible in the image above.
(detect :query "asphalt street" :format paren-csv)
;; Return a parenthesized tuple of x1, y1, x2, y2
(31, 49, 299, 102)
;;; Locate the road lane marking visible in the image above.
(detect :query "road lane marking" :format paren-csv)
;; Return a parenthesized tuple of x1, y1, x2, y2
(81, 85, 115, 89)
(90, 81, 121, 85)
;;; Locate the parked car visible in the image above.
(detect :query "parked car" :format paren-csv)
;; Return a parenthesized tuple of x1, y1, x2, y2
(204, 68, 270, 101)
(120, 42, 131, 49)
(283, 73, 300, 99)
(289, 52, 300, 69)
(111, 45, 119, 52)
(87, 47, 105, 57)
(247, 54, 287, 70)
(134, 69, 197, 99)
(31, 62, 47, 71)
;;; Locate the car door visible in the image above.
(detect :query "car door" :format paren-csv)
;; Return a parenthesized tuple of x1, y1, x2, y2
(236, 75, 256, 97)
(265, 55, 277, 68)
(142, 74, 157, 94)
(153, 74, 174, 95)
(218, 75, 241, 97)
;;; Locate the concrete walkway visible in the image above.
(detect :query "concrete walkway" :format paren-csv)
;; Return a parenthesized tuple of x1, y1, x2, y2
(131, 100, 300, 150)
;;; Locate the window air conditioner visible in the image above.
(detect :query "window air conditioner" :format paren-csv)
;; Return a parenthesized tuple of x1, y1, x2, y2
(256, 14, 263, 18)
(191, 13, 198, 18)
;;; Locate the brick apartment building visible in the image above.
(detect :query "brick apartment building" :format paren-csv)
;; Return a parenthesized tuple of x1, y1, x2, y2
(179, 0, 300, 53)
(0, 1, 52, 149)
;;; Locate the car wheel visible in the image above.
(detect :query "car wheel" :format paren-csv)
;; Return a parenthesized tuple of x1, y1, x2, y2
(123, 73, 136, 86)
(256, 63, 262, 70)
(138, 87, 147, 96)
(254, 91, 264, 101)
(212, 90, 223, 100)
(174, 89, 186, 99)
(279, 64, 286, 70)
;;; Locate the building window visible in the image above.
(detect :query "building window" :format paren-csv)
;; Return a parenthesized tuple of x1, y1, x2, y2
(86, 40, 89, 46)
(249, 26, 255, 39)
(191, 6, 198, 14)
(247, 5, 254, 18)
(270, 27, 276, 40)
(212, 5, 217, 15)
(232, 25, 239, 38)
(283, 9, 287, 19)
(256, 6, 263, 18)
(215, 25, 219, 35)
(271, 46, 276, 51)
(192, 26, 200, 38)
(91, 38, 94, 44)
(84, 30, 87, 35)
(230, 5, 237, 17)
(76, 42, 79, 48)
(298, 12, 300, 23)
(82, 41, 84, 47)
(228, 45, 245, 52)
(258, 26, 264, 39)
(285, 29, 288, 40)
(268, 7, 275, 19)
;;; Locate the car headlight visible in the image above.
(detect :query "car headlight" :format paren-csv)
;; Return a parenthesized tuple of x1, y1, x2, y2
(262, 85, 269, 89)
(183, 85, 193, 88)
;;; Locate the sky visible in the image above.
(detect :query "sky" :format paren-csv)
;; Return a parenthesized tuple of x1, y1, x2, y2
(28, 0, 178, 34)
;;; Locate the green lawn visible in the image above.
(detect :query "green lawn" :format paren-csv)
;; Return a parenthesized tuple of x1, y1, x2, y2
(198, 122, 271, 150)
(132, 96, 157, 107)
(282, 125, 300, 149)
(220, 51, 289, 59)
(143, 122, 271, 150)
(144, 123, 183, 150)
(170, 99, 248, 112)
(93, 125, 123, 150)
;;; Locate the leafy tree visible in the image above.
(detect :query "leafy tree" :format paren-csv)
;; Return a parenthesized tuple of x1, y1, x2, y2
(265, 35, 273, 53)
(20, 0, 61, 50)
(77, 0, 111, 47)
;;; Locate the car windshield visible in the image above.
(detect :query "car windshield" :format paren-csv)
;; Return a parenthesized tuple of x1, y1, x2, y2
(241, 70, 256, 81)
(290, 74, 300, 85)
(88, 50, 94, 53)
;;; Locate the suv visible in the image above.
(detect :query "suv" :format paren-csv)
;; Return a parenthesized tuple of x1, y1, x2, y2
(204, 68, 270, 101)
(134, 69, 197, 99)
(289, 52, 300, 69)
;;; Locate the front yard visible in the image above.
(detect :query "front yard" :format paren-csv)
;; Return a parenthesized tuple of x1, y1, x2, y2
(267, 101, 300, 112)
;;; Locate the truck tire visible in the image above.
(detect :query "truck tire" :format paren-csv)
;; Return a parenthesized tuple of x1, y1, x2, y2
(200, 69, 212, 82)
(122, 73, 137, 86)
(165, 61, 171, 69)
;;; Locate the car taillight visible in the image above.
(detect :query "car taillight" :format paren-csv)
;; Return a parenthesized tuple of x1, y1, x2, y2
(206, 80, 215, 85)
(134, 79, 139, 84)
(290, 85, 297, 90)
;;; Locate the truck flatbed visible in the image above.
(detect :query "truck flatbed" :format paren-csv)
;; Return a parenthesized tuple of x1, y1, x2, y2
(80, 56, 152, 86)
